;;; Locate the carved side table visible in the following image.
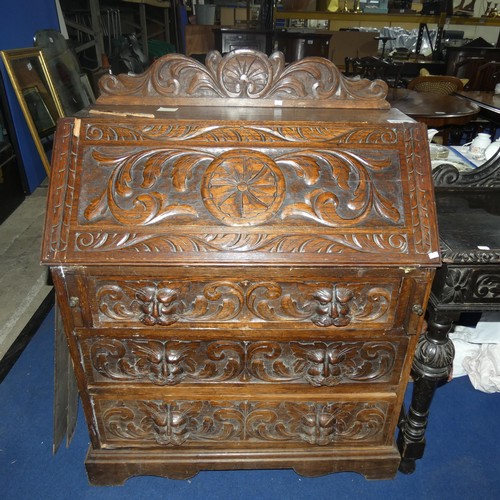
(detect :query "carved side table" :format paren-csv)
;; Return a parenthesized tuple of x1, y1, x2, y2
(398, 154, 500, 472)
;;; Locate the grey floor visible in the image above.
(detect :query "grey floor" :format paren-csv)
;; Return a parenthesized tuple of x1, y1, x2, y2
(0, 181, 52, 368)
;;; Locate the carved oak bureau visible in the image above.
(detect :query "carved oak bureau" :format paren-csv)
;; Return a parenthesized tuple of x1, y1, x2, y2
(41, 50, 440, 485)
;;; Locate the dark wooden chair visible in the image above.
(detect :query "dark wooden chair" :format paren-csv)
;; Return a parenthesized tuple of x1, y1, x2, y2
(446, 46, 500, 80)
(458, 61, 500, 141)
(445, 48, 500, 140)
(468, 61, 500, 91)
(344, 56, 402, 88)
(451, 56, 487, 83)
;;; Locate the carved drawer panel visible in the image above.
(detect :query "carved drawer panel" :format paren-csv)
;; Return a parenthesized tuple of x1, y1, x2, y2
(77, 331, 408, 388)
(70, 267, 419, 332)
(93, 398, 395, 449)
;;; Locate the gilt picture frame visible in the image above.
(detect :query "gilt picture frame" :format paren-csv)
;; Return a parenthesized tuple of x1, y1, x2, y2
(1, 47, 64, 175)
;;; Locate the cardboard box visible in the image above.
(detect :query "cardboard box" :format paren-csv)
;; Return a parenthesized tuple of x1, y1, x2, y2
(235, 7, 247, 22)
(329, 31, 380, 68)
(220, 7, 235, 26)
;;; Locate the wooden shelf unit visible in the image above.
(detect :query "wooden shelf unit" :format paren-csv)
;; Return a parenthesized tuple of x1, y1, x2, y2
(273, 11, 500, 27)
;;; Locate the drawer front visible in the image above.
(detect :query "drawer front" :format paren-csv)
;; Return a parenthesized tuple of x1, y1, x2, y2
(63, 267, 428, 333)
(92, 397, 395, 449)
(77, 330, 408, 388)
(90, 277, 397, 329)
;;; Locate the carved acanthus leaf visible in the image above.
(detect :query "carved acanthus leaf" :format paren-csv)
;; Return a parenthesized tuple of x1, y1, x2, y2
(279, 150, 401, 227)
(83, 148, 213, 225)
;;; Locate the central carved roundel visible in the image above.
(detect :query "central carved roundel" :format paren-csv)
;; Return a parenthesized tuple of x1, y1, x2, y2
(201, 150, 286, 226)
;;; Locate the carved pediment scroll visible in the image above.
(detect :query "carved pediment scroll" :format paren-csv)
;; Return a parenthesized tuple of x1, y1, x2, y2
(433, 149, 500, 188)
(97, 50, 389, 109)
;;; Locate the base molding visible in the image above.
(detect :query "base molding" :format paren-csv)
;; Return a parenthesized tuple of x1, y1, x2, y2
(85, 445, 401, 486)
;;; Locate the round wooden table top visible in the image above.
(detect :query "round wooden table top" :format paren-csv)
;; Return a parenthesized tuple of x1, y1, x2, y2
(387, 88, 480, 127)
(456, 90, 500, 115)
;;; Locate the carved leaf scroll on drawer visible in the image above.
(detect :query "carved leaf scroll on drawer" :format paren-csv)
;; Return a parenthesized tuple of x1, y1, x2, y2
(99, 400, 389, 446)
(87, 338, 398, 386)
(94, 279, 394, 327)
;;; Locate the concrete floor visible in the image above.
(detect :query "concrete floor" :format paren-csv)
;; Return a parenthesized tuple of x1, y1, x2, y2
(0, 181, 53, 372)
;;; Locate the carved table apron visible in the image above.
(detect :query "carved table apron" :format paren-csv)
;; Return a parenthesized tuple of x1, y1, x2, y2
(41, 51, 440, 485)
(397, 156, 500, 473)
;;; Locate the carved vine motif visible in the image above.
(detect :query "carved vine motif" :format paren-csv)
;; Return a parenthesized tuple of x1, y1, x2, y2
(76, 231, 409, 255)
(47, 121, 78, 255)
(440, 248, 500, 264)
(95, 280, 393, 327)
(82, 146, 402, 229)
(84, 123, 399, 145)
(88, 338, 397, 386)
(100, 400, 388, 446)
(97, 50, 389, 108)
(404, 127, 435, 254)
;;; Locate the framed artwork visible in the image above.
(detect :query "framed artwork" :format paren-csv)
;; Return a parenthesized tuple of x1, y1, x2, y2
(1, 47, 64, 175)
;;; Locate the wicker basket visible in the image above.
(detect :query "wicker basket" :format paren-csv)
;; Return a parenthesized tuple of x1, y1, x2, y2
(407, 76, 464, 95)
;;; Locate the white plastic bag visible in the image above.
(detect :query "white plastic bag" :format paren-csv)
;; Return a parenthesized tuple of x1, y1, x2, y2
(449, 312, 500, 392)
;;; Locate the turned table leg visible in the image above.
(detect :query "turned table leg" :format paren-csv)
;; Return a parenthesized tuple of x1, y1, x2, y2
(397, 309, 457, 474)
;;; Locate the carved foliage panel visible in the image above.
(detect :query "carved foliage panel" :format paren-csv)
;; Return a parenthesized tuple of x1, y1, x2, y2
(89, 276, 398, 328)
(432, 266, 500, 305)
(96, 398, 390, 447)
(77, 141, 404, 229)
(81, 337, 401, 387)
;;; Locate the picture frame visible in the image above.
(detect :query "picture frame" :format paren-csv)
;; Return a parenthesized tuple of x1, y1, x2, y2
(1, 47, 64, 175)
